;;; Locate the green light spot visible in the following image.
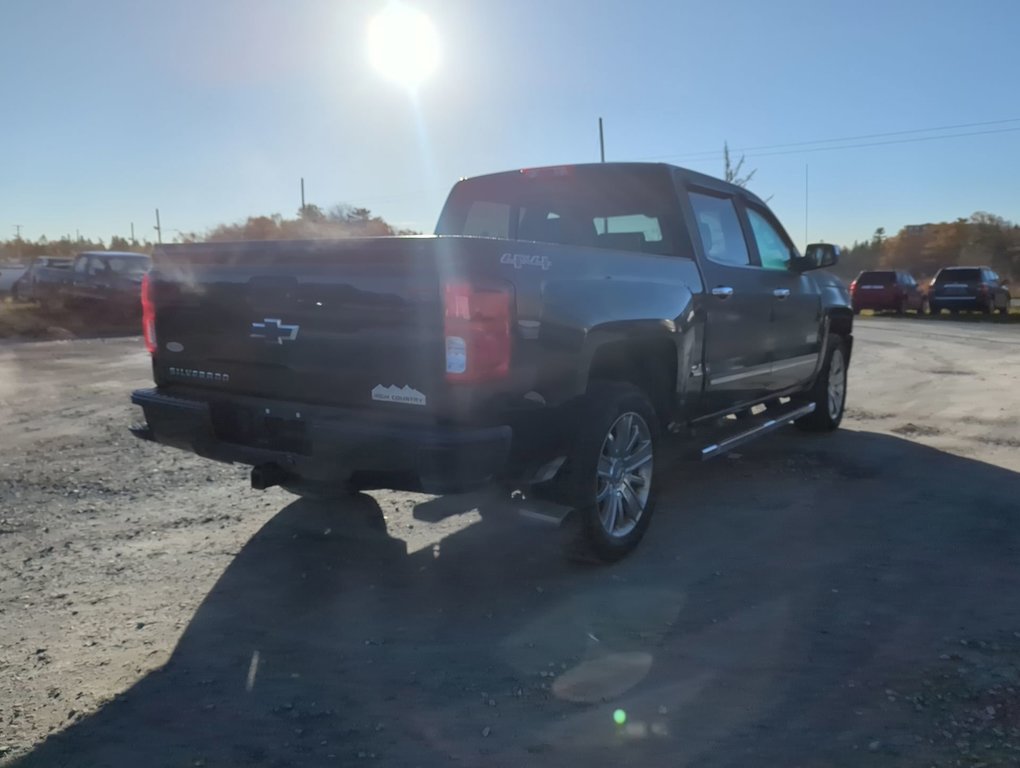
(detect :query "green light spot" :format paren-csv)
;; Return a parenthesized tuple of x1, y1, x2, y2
(613, 709, 627, 725)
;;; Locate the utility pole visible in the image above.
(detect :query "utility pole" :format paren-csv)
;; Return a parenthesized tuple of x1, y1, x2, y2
(804, 164, 809, 246)
(13, 224, 22, 240)
(598, 117, 605, 163)
(154, 208, 162, 244)
(301, 178, 306, 211)
(130, 222, 135, 242)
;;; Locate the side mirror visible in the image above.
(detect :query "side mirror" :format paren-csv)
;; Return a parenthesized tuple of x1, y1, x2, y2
(792, 243, 840, 272)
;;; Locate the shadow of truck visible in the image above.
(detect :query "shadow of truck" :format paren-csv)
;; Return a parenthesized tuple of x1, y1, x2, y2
(10, 429, 1020, 768)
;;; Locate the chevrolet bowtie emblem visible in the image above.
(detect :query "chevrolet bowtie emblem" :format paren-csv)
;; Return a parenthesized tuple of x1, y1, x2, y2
(250, 318, 300, 344)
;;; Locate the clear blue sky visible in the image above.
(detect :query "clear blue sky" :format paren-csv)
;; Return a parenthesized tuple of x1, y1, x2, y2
(3, 0, 1020, 249)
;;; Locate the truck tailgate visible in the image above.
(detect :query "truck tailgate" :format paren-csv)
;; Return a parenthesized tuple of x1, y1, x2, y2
(151, 239, 447, 414)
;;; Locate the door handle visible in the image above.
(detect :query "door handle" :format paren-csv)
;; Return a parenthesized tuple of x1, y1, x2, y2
(772, 288, 791, 300)
(711, 286, 734, 299)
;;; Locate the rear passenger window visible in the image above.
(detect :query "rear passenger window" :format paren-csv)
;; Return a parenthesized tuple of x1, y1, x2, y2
(461, 201, 510, 238)
(689, 192, 750, 267)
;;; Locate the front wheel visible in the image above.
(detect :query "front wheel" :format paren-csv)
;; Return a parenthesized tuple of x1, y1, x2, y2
(555, 382, 660, 563)
(795, 334, 848, 432)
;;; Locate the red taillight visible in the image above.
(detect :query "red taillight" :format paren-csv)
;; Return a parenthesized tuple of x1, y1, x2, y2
(141, 273, 156, 355)
(849, 280, 857, 295)
(443, 281, 513, 383)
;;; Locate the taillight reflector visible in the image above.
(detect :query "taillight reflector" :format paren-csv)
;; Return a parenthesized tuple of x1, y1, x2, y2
(141, 273, 156, 355)
(443, 281, 513, 383)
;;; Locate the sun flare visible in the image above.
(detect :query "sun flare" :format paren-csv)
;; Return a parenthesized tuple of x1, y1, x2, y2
(366, 3, 440, 88)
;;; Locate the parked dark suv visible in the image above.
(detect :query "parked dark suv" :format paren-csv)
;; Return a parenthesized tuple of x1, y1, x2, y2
(929, 267, 1011, 315)
(850, 269, 927, 315)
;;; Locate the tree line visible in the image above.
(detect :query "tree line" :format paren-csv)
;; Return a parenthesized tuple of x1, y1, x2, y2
(836, 213, 1020, 282)
(0, 204, 418, 263)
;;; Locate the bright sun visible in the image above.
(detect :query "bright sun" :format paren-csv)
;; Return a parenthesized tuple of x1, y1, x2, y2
(367, 3, 440, 88)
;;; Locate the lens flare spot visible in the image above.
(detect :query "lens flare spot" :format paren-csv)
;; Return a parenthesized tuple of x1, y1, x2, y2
(613, 708, 627, 725)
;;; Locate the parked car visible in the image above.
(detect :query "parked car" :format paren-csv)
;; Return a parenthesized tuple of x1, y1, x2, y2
(33, 251, 150, 314)
(849, 269, 927, 315)
(10, 256, 72, 301)
(0, 264, 28, 296)
(928, 266, 1011, 315)
(130, 162, 853, 562)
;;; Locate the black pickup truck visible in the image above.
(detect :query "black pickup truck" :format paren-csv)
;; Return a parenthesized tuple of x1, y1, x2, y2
(132, 163, 852, 561)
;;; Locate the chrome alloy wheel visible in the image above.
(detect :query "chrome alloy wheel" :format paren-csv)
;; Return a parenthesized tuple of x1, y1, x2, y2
(595, 411, 653, 538)
(827, 347, 847, 420)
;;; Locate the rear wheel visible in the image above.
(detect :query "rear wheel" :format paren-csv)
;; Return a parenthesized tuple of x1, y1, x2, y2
(555, 382, 660, 563)
(796, 334, 847, 432)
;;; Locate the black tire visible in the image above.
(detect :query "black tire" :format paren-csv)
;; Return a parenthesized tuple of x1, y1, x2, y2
(895, 298, 906, 316)
(795, 334, 848, 433)
(554, 382, 660, 563)
(929, 303, 941, 315)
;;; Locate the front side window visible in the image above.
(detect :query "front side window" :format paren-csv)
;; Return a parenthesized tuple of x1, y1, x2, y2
(689, 192, 750, 267)
(74, 257, 88, 274)
(746, 208, 793, 271)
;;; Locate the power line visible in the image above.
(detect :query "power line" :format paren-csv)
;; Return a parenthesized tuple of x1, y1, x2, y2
(637, 116, 1020, 163)
(726, 125, 1020, 161)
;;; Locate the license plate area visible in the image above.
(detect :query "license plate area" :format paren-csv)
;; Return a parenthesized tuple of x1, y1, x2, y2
(211, 403, 309, 454)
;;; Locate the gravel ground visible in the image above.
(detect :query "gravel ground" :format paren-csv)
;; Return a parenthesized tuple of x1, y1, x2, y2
(1, 317, 1019, 767)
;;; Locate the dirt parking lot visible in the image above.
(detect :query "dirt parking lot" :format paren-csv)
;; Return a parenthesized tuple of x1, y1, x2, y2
(1, 318, 1019, 767)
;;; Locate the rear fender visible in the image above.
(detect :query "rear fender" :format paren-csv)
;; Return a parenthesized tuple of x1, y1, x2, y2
(535, 279, 700, 406)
